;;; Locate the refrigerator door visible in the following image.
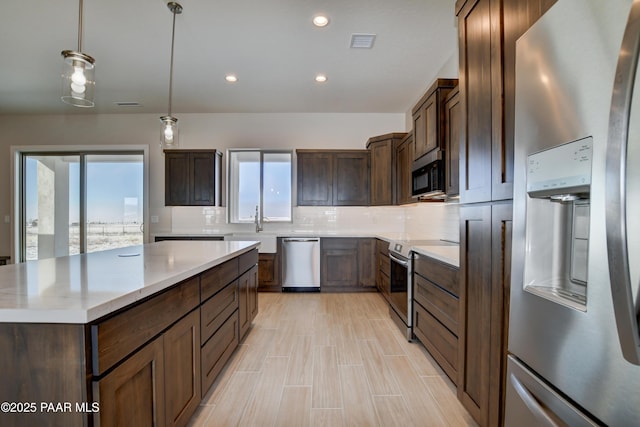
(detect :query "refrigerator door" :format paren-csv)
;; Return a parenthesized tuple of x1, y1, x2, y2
(508, 0, 640, 425)
(504, 356, 598, 427)
(606, 0, 640, 365)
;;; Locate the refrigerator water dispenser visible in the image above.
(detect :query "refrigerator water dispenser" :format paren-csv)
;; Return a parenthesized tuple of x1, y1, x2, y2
(523, 137, 593, 311)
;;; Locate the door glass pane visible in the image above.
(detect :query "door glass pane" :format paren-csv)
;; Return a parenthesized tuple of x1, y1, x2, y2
(24, 155, 80, 260)
(263, 152, 292, 221)
(85, 154, 144, 253)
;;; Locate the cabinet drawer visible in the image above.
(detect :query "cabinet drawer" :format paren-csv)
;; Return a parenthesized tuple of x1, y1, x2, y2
(377, 239, 389, 254)
(414, 274, 459, 335)
(379, 253, 390, 276)
(239, 249, 258, 275)
(414, 253, 459, 296)
(201, 280, 239, 343)
(91, 277, 199, 376)
(201, 258, 239, 302)
(201, 310, 239, 395)
(413, 302, 457, 383)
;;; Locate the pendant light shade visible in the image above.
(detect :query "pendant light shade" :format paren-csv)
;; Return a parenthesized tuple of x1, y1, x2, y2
(160, 2, 183, 149)
(61, 0, 95, 107)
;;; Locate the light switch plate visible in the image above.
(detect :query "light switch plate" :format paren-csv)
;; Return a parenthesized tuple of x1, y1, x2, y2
(4, 215, 9, 224)
(151, 215, 159, 224)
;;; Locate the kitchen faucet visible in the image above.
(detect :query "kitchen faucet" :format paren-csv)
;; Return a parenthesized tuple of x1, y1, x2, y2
(254, 205, 263, 232)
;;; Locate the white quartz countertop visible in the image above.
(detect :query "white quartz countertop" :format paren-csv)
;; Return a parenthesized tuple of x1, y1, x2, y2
(412, 245, 460, 268)
(0, 241, 259, 324)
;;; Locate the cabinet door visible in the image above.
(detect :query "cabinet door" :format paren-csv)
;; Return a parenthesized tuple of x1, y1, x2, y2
(94, 336, 166, 427)
(333, 152, 369, 206)
(445, 88, 461, 196)
(396, 134, 414, 205)
(457, 0, 495, 204)
(369, 140, 394, 205)
(164, 309, 201, 427)
(413, 106, 426, 162)
(258, 253, 280, 291)
(165, 152, 190, 206)
(357, 238, 377, 288)
(238, 265, 258, 340)
(321, 238, 359, 289)
(190, 152, 218, 206)
(297, 152, 333, 206)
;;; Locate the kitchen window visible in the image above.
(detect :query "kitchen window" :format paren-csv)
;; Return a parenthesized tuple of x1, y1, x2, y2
(15, 147, 148, 262)
(228, 150, 292, 224)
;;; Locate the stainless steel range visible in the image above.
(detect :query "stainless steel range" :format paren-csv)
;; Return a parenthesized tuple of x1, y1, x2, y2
(387, 239, 457, 341)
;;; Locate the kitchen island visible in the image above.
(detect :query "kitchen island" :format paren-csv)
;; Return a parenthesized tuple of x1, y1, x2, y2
(0, 240, 259, 427)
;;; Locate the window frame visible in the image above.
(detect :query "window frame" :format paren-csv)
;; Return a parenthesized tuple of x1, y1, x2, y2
(227, 149, 293, 224)
(10, 145, 150, 262)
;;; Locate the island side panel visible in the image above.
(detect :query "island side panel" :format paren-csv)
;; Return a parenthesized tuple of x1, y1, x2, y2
(0, 323, 91, 427)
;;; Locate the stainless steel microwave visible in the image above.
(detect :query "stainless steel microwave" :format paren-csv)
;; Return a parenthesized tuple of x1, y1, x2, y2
(412, 158, 445, 199)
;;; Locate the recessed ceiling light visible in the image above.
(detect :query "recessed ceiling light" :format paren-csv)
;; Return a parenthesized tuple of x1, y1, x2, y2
(225, 74, 238, 83)
(315, 74, 328, 83)
(312, 15, 330, 27)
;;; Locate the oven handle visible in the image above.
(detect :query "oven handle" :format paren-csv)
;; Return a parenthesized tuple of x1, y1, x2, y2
(389, 253, 409, 267)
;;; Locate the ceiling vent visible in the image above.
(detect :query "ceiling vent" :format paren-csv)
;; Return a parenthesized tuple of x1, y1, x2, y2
(115, 102, 141, 107)
(350, 33, 376, 49)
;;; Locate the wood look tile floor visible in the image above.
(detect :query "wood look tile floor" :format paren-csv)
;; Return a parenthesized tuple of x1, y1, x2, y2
(188, 292, 477, 427)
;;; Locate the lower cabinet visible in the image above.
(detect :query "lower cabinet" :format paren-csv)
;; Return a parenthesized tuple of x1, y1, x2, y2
(258, 252, 280, 292)
(94, 308, 201, 427)
(376, 238, 391, 300)
(412, 253, 460, 384)
(458, 202, 512, 427)
(321, 238, 377, 291)
(239, 264, 259, 340)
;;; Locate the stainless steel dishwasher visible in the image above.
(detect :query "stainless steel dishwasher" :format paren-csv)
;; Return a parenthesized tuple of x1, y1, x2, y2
(281, 237, 320, 291)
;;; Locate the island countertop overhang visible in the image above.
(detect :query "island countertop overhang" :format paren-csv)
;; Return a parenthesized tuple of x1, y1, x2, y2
(0, 240, 259, 324)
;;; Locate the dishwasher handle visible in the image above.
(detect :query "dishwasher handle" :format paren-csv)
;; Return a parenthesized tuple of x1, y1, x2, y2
(283, 238, 320, 243)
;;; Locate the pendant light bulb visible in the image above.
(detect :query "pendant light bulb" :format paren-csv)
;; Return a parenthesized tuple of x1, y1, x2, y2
(60, 0, 95, 107)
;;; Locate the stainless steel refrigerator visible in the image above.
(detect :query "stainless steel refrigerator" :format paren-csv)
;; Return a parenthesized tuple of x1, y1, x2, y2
(506, 0, 640, 425)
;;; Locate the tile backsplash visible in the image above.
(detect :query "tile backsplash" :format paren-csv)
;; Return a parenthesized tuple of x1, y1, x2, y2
(170, 202, 459, 240)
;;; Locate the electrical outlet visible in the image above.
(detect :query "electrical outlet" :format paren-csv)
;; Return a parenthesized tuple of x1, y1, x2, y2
(151, 215, 159, 224)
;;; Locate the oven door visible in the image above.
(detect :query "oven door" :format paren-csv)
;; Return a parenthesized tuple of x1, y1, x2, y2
(389, 252, 411, 328)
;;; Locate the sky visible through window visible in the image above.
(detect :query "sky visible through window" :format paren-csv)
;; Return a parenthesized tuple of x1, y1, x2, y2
(25, 156, 143, 224)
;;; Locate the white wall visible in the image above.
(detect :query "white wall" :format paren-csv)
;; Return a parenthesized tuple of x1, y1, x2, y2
(0, 112, 406, 257)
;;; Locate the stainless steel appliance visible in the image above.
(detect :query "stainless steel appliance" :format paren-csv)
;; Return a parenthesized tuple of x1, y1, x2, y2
(506, 0, 640, 425)
(281, 237, 320, 291)
(387, 239, 457, 340)
(412, 157, 445, 200)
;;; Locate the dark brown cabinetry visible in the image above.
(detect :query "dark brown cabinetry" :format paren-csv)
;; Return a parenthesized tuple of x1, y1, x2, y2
(238, 251, 259, 340)
(164, 150, 222, 206)
(366, 133, 408, 206)
(297, 150, 370, 206)
(458, 202, 512, 427)
(412, 79, 458, 162)
(320, 238, 377, 291)
(412, 254, 460, 384)
(456, 0, 555, 425)
(375, 239, 391, 300)
(258, 252, 280, 292)
(395, 133, 414, 205)
(444, 87, 461, 196)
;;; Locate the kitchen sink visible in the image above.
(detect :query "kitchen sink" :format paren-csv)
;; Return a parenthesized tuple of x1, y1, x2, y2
(223, 233, 277, 253)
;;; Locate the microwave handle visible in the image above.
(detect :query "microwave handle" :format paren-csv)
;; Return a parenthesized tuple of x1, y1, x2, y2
(606, 0, 640, 365)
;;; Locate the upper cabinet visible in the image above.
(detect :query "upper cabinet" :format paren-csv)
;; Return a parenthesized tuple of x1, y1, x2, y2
(445, 86, 461, 196)
(396, 133, 414, 205)
(297, 150, 370, 206)
(164, 150, 222, 206)
(366, 133, 408, 206)
(412, 79, 458, 162)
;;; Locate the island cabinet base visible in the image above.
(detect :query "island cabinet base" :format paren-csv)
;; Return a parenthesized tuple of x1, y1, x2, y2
(0, 247, 259, 427)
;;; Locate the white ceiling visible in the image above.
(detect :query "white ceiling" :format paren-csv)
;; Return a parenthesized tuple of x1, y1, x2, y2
(0, 0, 458, 115)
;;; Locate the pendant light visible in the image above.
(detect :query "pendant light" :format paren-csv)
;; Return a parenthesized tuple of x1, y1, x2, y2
(61, 0, 95, 107)
(160, 2, 183, 149)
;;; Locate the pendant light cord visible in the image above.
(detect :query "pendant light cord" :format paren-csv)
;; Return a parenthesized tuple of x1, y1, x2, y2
(77, 0, 84, 52)
(168, 8, 177, 116)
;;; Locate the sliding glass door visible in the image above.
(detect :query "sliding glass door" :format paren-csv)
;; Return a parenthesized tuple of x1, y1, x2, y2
(21, 151, 144, 261)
